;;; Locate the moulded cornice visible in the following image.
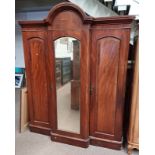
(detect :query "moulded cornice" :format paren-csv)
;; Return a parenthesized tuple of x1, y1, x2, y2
(19, 2, 135, 27)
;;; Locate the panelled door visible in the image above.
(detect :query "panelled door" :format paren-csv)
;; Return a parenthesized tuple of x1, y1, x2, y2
(89, 28, 128, 143)
(22, 31, 51, 134)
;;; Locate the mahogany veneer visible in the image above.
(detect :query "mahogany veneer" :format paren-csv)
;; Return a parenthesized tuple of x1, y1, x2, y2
(19, 2, 134, 149)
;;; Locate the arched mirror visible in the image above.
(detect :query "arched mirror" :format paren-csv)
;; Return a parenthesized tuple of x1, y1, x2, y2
(54, 37, 80, 134)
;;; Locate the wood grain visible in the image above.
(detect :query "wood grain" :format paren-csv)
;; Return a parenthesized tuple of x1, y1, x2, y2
(29, 38, 48, 122)
(90, 27, 132, 149)
(21, 31, 51, 134)
(96, 37, 120, 135)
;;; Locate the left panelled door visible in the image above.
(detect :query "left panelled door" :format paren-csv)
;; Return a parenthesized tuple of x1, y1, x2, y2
(22, 30, 51, 135)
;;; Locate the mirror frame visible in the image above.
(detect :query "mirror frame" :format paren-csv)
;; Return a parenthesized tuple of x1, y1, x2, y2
(47, 2, 91, 147)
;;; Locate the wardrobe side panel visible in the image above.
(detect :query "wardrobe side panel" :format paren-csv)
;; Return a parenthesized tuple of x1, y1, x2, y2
(90, 28, 131, 149)
(22, 30, 50, 134)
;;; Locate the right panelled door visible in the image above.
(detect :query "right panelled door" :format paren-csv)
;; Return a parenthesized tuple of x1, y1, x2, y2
(90, 28, 130, 149)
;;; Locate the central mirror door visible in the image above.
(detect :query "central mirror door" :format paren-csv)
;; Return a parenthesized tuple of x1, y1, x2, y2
(54, 37, 80, 134)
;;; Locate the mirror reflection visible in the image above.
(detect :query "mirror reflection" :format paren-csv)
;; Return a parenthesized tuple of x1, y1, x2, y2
(54, 37, 80, 133)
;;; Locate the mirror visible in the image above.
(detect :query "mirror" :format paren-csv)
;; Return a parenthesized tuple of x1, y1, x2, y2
(54, 37, 80, 133)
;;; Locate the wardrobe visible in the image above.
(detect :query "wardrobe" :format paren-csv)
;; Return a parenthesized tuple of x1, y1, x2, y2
(19, 2, 134, 150)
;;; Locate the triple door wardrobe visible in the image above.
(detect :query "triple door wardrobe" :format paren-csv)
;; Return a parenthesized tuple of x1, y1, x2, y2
(19, 2, 134, 150)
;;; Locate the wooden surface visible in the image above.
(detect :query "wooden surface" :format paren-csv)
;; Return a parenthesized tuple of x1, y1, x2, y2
(20, 87, 29, 132)
(21, 30, 51, 135)
(90, 26, 131, 149)
(19, 2, 134, 149)
(92, 36, 120, 136)
(127, 38, 139, 155)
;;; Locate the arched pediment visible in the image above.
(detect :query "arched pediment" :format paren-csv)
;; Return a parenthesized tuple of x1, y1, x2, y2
(45, 2, 93, 25)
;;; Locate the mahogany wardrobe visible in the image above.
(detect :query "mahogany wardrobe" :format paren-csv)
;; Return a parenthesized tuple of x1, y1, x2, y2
(19, 2, 134, 150)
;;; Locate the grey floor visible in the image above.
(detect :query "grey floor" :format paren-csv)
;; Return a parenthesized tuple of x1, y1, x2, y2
(15, 89, 139, 155)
